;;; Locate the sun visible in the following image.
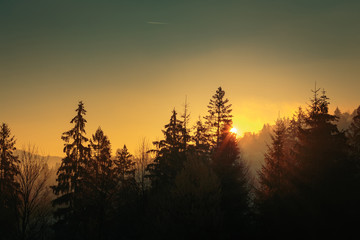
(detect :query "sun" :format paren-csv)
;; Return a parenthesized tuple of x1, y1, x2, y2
(230, 127, 237, 134)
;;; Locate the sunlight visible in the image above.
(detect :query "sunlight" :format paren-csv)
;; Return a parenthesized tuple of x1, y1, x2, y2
(230, 127, 237, 134)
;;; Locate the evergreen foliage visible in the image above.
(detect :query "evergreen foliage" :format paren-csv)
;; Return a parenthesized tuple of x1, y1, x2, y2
(204, 87, 233, 148)
(86, 127, 116, 240)
(347, 106, 360, 162)
(204, 87, 250, 238)
(258, 118, 288, 200)
(291, 88, 355, 236)
(146, 109, 187, 190)
(164, 155, 222, 239)
(212, 123, 250, 238)
(4, 85, 360, 239)
(257, 87, 358, 238)
(256, 119, 294, 237)
(114, 145, 136, 188)
(191, 117, 211, 160)
(51, 101, 90, 238)
(0, 123, 19, 239)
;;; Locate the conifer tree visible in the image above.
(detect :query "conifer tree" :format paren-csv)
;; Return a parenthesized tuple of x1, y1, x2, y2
(347, 106, 360, 163)
(181, 97, 191, 152)
(345, 105, 360, 225)
(295, 88, 343, 179)
(147, 109, 186, 190)
(256, 119, 294, 237)
(0, 123, 19, 239)
(114, 145, 135, 186)
(88, 127, 114, 196)
(204, 87, 233, 148)
(203, 88, 249, 237)
(191, 117, 211, 160)
(112, 145, 139, 239)
(87, 127, 116, 240)
(90, 127, 112, 174)
(290, 87, 355, 237)
(212, 123, 250, 238)
(334, 106, 341, 118)
(0, 123, 19, 195)
(51, 101, 90, 237)
(258, 118, 288, 200)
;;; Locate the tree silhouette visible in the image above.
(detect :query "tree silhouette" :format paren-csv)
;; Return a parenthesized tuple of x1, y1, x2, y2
(256, 118, 294, 237)
(112, 145, 139, 240)
(51, 101, 90, 238)
(191, 117, 211, 160)
(181, 97, 191, 151)
(347, 106, 360, 164)
(17, 145, 52, 240)
(345, 105, 360, 229)
(212, 123, 250, 238)
(3, 84, 360, 239)
(86, 127, 116, 240)
(288, 87, 355, 237)
(114, 145, 135, 188)
(204, 88, 249, 238)
(0, 123, 19, 239)
(147, 109, 186, 190)
(135, 138, 152, 198)
(204, 87, 233, 148)
(258, 118, 288, 199)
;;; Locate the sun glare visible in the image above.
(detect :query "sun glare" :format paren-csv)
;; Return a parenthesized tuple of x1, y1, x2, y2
(230, 127, 237, 134)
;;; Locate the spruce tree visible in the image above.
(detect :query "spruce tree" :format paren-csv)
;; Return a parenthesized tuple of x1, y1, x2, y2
(0, 123, 19, 239)
(290, 87, 355, 237)
(147, 109, 186, 190)
(0, 123, 19, 196)
(204, 88, 249, 238)
(51, 101, 90, 237)
(347, 106, 360, 164)
(191, 117, 211, 160)
(112, 145, 139, 239)
(87, 127, 115, 240)
(256, 118, 294, 237)
(88, 127, 114, 196)
(204, 87, 233, 148)
(212, 123, 250, 238)
(114, 145, 135, 187)
(90, 127, 112, 175)
(345, 105, 360, 226)
(258, 118, 288, 200)
(181, 97, 191, 152)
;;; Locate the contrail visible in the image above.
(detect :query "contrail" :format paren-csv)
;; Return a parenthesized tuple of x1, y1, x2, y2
(147, 21, 168, 25)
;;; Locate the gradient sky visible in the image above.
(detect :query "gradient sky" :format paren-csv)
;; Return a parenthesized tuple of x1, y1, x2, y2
(1, 0, 360, 156)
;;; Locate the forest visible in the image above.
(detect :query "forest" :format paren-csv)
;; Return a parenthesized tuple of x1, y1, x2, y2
(1, 86, 360, 240)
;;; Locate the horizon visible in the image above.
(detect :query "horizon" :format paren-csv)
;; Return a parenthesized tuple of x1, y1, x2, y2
(11, 96, 358, 157)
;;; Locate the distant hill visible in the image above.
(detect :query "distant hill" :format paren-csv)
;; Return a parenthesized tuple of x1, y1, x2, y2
(14, 150, 62, 170)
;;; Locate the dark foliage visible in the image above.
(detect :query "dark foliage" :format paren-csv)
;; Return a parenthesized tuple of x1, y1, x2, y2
(51, 101, 91, 239)
(0, 123, 19, 240)
(3, 86, 360, 239)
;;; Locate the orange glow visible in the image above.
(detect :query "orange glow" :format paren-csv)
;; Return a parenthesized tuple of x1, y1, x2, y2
(230, 127, 237, 134)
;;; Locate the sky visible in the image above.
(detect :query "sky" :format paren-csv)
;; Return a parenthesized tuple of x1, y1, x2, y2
(1, 0, 360, 156)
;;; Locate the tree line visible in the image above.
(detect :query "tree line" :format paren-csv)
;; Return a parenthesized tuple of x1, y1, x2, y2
(1, 86, 360, 239)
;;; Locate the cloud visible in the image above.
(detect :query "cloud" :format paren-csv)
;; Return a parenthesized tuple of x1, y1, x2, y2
(147, 21, 168, 25)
